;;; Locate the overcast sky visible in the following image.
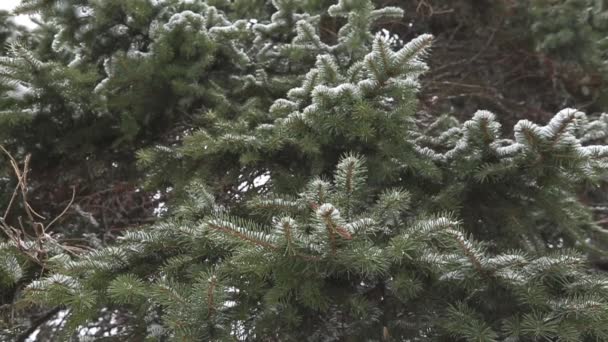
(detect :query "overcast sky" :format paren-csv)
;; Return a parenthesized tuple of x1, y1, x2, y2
(1, 0, 37, 28)
(0, 0, 20, 10)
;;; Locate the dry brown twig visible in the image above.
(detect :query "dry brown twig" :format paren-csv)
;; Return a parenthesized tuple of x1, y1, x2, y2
(0, 146, 90, 265)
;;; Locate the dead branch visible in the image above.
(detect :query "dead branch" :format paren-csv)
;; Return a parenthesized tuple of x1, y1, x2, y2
(0, 146, 85, 266)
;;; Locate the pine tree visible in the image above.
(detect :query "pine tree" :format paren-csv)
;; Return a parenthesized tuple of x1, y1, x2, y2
(514, 0, 608, 107)
(2, 0, 608, 341)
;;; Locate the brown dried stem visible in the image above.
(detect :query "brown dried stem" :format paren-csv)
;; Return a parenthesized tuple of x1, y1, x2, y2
(0, 147, 85, 265)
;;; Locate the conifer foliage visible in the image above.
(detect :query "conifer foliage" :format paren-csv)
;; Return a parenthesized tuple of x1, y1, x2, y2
(2, 0, 608, 341)
(516, 0, 608, 106)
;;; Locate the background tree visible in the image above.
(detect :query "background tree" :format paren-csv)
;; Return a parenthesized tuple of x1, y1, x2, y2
(2, 0, 608, 341)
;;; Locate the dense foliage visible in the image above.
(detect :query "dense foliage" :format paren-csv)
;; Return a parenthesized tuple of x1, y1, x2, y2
(1, 0, 608, 341)
(523, 0, 608, 106)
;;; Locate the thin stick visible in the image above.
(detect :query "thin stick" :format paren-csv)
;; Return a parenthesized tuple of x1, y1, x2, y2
(45, 186, 76, 232)
(3, 183, 19, 220)
(26, 201, 46, 220)
(19, 154, 46, 221)
(1, 148, 45, 221)
(0, 145, 20, 219)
